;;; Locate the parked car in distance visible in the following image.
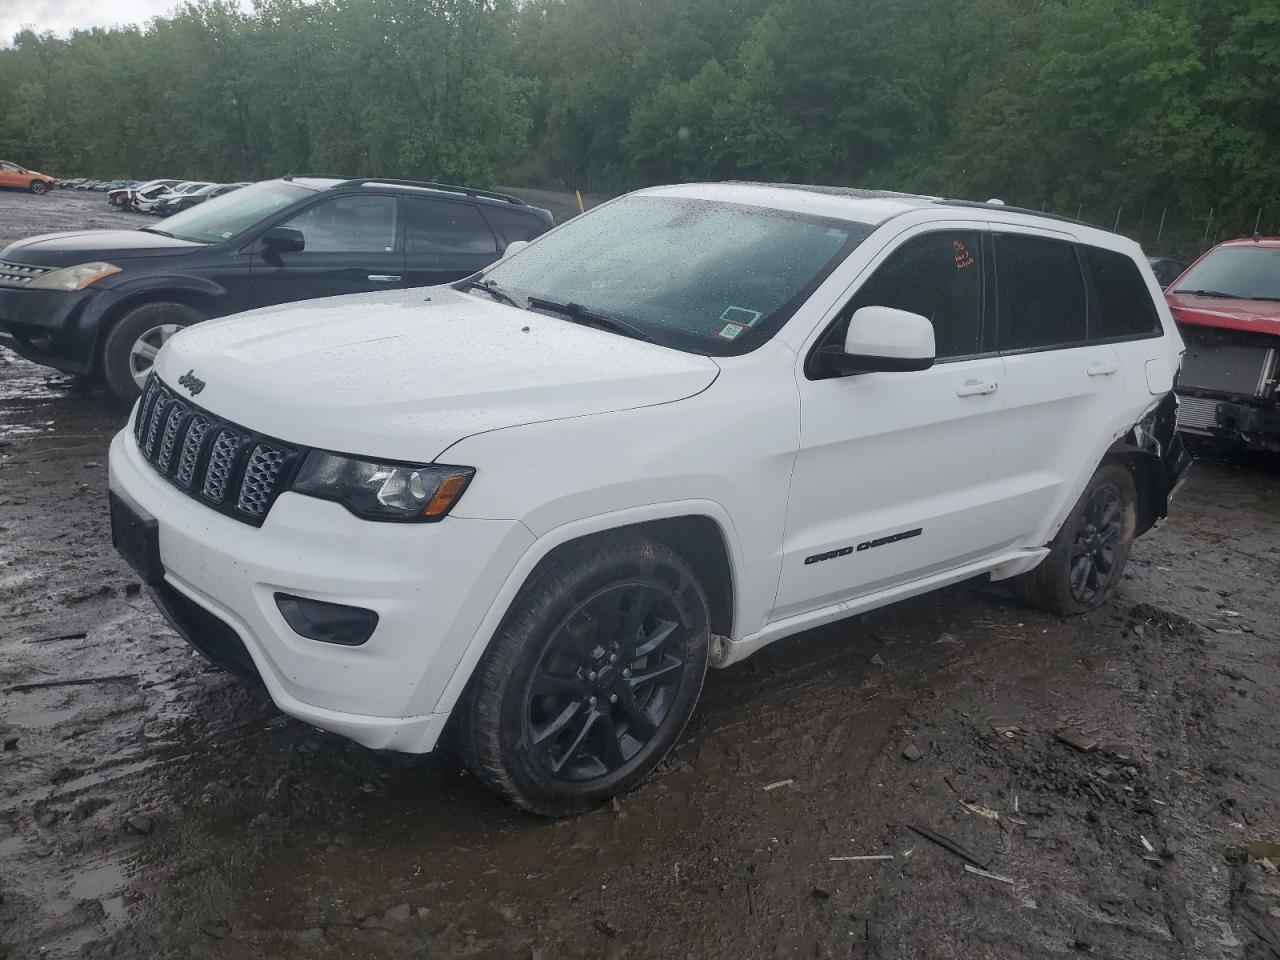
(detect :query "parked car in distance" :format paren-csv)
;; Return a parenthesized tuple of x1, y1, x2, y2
(106, 182, 1188, 815)
(153, 182, 246, 216)
(133, 181, 213, 214)
(1147, 256, 1187, 289)
(1167, 237, 1280, 451)
(0, 177, 554, 402)
(0, 160, 56, 194)
(111, 179, 178, 210)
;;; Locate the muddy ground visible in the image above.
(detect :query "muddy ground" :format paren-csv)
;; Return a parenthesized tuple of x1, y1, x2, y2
(1, 190, 1279, 959)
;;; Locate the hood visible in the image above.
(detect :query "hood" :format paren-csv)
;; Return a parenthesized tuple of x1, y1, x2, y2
(152, 287, 721, 463)
(0, 229, 205, 266)
(1167, 292, 1280, 338)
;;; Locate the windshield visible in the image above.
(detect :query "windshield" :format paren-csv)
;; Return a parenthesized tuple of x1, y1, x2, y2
(1173, 245, 1280, 301)
(153, 181, 312, 244)
(479, 194, 871, 355)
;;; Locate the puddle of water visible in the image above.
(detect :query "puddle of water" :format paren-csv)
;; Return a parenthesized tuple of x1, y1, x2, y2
(0, 354, 80, 402)
(69, 859, 129, 908)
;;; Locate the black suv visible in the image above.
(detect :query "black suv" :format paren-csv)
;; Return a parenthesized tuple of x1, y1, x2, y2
(0, 177, 555, 402)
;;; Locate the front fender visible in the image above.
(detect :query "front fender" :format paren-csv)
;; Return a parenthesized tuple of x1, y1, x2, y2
(72, 274, 230, 363)
(421, 499, 746, 724)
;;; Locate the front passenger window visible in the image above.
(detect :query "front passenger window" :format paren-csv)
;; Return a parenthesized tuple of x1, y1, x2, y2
(280, 195, 398, 254)
(841, 231, 984, 359)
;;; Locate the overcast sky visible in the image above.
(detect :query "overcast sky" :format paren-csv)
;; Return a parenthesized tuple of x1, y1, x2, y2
(1, 0, 249, 45)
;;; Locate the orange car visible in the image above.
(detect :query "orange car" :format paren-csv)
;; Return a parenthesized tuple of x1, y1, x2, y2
(0, 160, 55, 194)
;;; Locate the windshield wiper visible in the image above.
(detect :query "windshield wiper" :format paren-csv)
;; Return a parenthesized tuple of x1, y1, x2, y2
(140, 227, 175, 238)
(456, 277, 523, 309)
(1173, 288, 1236, 298)
(526, 296, 656, 344)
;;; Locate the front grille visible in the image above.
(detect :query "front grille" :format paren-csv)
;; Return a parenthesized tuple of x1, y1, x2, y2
(0, 259, 50, 288)
(132, 375, 303, 526)
(237, 444, 287, 517)
(1176, 395, 1220, 431)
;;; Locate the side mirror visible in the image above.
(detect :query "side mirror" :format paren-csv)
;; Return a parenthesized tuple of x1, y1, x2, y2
(819, 305, 935, 376)
(262, 226, 305, 255)
(500, 239, 529, 260)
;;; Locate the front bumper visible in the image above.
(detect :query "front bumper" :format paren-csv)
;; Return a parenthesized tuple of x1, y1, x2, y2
(0, 285, 100, 373)
(108, 426, 534, 753)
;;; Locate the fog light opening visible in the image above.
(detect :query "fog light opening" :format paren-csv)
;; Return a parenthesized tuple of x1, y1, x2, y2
(274, 593, 379, 647)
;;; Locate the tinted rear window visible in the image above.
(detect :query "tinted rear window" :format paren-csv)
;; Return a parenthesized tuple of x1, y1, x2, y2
(995, 234, 1087, 350)
(1082, 246, 1161, 339)
(405, 197, 498, 255)
(483, 206, 549, 244)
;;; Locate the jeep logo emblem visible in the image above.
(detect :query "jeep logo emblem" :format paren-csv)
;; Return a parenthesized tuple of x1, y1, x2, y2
(178, 369, 206, 395)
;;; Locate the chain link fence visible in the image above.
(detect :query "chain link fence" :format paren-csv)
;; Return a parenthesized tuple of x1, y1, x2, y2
(1043, 199, 1280, 261)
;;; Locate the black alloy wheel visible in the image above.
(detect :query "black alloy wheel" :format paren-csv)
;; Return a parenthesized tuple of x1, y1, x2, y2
(526, 581, 687, 782)
(459, 534, 711, 816)
(1068, 481, 1125, 605)
(1013, 461, 1137, 615)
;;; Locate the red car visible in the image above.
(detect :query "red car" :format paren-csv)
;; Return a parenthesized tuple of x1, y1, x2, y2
(1167, 237, 1280, 451)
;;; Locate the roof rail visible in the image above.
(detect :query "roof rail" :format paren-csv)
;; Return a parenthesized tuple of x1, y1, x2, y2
(934, 199, 1095, 229)
(338, 178, 527, 206)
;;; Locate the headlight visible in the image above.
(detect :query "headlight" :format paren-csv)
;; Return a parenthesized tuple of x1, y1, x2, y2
(292, 451, 474, 522)
(28, 261, 121, 290)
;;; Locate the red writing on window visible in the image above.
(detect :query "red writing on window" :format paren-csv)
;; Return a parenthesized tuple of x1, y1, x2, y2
(952, 239, 975, 271)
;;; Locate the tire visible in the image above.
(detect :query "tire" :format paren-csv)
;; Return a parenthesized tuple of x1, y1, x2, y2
(29, 179, 48, 195)
(459, 534, 711, 816)
(1013, 461, 1137, 615)
(100, 301, 206, 405)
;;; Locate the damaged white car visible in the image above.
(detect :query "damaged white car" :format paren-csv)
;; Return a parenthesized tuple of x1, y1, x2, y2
(108, 183, 1189, 815)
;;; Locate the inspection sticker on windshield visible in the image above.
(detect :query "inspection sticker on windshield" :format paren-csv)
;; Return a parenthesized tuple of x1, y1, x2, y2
(720, 305, 763, 328)
(717, 322, 747, 341)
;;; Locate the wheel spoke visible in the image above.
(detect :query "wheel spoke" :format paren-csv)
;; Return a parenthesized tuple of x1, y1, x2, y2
(531, 670, 587, 698)
(134, 342, 159, 363)
(1099, 499, 1120, 529)
(531, 698, 584, 746)
(591, 708, 627, 770)
(617, 689, 658, 740)
(632, 618, 678, 659)
(1070, 555, 1091, 595)
(558, 617, 602, 664)
(627, 655, 682, 690)
(550, 706, 599, 772)
(615, 587, 653, 647)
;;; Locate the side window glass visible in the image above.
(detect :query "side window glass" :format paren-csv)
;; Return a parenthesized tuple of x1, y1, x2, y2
(280, 195, 398, 254)
(405, 198, 498, 255)
(1082, 245, 1160, 339)
(844, 231, 983, 359)
(483, 207, 546, 244)
(994, 234, 1086, 350)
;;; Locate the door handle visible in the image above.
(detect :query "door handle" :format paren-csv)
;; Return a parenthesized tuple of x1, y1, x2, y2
(1087, 360, 1119, 377)
(367, 274, 402, 282)
(956, 378, 999, 397)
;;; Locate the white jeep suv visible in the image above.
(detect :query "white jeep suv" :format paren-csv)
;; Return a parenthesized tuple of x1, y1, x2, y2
(108, 183, 1189, 815)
